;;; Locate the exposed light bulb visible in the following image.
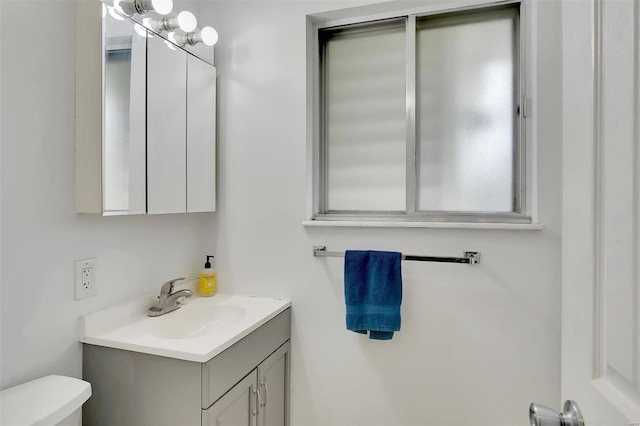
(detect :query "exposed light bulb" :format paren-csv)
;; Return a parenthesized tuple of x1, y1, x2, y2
(176, 11, 197, 32)
(116, 0, 173, 16)
(143, 17, 162, 32)
(134, 23, 148, 37)
(164, 39, 178, 50)
(150, 0, 173, 15)
(115, 0, 135, 16)
(167, 32, 187, 47)
(200, 26, 218, 46)
(147, 11, 197, 33)
(108, 4, 125, 21)
(140, 18, 156, 37)
(185, 26, 218, 46)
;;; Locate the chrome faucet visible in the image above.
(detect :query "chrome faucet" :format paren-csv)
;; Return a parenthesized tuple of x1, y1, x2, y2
(148, 277, 193, 317)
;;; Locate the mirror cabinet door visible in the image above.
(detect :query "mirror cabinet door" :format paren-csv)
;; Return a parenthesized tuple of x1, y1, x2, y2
(103, 11, 146, 215)
(187, 56, 217, 213)
(147, 35, 188, 214)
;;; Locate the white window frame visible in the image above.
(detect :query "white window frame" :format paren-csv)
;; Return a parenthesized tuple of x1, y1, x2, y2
(304, 0, 540, 229)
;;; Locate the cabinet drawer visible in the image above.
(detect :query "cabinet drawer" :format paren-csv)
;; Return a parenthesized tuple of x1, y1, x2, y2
(202, 309, 291, 409)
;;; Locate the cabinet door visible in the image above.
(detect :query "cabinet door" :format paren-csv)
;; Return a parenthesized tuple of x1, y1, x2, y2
(186, 55, 216, 212)
(257, 342, 290, 426)
(147, 35, 187, 214)
(203, 370, 258, 426)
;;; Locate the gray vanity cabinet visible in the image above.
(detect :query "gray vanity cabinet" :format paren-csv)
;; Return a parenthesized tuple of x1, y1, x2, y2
(203, 343, 290, 426)
(258, 343, 289, 426)
(83, 309, 290, 426)
(203, 370, 257, 426)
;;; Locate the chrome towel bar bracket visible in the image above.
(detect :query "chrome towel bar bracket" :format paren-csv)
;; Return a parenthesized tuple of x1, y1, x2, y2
(312, 246, 480, 265)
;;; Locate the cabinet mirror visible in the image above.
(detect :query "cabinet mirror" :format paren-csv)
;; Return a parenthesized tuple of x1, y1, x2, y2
(75, 1, 217, 216)
(103, 10, 146, 215)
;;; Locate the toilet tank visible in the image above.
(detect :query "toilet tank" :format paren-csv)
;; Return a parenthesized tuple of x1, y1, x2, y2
(0, 375, 91, 426)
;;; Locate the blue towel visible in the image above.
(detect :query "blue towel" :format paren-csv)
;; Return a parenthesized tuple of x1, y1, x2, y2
(344, 250, 402, 340)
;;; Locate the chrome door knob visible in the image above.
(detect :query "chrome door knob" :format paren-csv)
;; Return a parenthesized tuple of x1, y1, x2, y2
(529, 400, 584, 426)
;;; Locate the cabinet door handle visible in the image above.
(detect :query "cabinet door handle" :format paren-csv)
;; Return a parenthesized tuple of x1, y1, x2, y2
(252, 387, 262, 417)
(260, 381, 268, 408)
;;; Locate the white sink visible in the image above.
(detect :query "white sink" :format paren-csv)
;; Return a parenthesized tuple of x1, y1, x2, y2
(149, 304, 246, 340)
(80, 289, 290, 363)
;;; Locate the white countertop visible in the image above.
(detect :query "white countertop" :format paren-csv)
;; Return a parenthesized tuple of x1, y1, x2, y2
(80, 289, 291, 363)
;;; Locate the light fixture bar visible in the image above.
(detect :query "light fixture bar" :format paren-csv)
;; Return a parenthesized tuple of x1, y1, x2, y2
(116, 0, 173, 17)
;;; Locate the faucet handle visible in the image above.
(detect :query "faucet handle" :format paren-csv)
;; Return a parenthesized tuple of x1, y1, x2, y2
(160, 277, 186, 295)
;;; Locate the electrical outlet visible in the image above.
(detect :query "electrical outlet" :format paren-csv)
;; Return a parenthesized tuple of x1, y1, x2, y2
(74, 258, 96, 300)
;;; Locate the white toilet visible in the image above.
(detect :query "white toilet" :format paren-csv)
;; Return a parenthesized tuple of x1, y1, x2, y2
(0, 375, 91, 426)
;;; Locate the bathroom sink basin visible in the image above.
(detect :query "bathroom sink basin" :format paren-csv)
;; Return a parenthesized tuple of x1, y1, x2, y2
(149, 304, 246, 339)
(80, 289, 290, 362)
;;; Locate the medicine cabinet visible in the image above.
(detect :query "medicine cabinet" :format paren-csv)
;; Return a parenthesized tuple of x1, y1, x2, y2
(75, 1, 216, 215)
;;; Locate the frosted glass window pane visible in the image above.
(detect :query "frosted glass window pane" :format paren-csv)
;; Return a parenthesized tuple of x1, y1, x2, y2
(417, 10, 517, 212)
(324, 24, 406, 212)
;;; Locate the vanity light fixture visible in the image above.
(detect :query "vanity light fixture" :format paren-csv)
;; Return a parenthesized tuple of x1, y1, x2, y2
(144, 11, 197, 33)
(115, 0, 173, 17)
(181, 26, 219, 46)
(166, 32, 182, 47)
(167, 32, 188, 47)
(169, 26, 219, 47)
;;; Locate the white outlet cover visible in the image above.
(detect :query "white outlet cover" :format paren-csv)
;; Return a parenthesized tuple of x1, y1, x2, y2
(74, 258, 96, 300)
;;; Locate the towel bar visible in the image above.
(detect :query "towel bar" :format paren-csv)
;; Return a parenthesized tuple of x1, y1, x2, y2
(312, 246, 480, 265)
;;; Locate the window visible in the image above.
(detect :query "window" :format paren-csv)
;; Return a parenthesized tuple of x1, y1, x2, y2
(309, 2, 531, 225)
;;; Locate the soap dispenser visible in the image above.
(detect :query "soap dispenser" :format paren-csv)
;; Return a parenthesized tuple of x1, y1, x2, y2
(199, 255, 216, 296)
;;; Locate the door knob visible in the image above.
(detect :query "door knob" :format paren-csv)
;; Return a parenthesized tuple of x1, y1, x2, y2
(529, 400, 584, 426)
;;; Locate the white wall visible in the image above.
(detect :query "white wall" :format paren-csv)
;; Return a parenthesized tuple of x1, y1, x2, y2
(204, 1, 563, 425)
(0, 0, 562, 424)
(0, 0, 215, 388)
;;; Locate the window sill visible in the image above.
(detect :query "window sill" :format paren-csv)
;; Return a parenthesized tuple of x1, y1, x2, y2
(301, 220, 544, 230)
